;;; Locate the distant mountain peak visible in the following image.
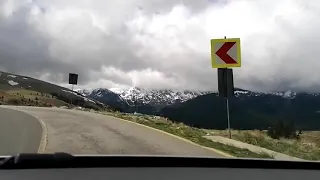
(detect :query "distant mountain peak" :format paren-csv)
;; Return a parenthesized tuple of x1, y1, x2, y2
(269, 90, 297, 99)
(118, 87, 210, 106)
(91, 88, 117, 98)
(85, 87, 210, 109)
(109, 87, 124, 94)
(78, 87, 307, 101)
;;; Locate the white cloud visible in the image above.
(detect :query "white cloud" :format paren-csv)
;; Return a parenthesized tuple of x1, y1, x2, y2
(0, 0, 320, 92)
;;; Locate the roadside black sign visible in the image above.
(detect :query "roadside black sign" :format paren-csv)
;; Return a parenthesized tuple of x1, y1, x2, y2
(69, 73, 78, 85)
(218, 68, 234, 97)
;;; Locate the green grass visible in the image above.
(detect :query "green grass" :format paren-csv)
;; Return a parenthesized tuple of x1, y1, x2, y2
(1, 89, 69, 107)
(207, 130, 320, 160)
(104, 112, 273, 159)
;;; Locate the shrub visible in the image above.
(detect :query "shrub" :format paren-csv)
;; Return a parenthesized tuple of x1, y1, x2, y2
(8, 98, 20, 105)
(267, 120, 298, 139)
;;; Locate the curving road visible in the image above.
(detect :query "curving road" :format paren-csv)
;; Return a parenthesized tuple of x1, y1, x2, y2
(0, 107, 42, 155)
(0, 106, 224, 157)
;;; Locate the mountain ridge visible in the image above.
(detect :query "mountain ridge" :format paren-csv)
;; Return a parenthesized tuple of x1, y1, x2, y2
(79, 87, 211, 111)
(78, 87, 306, 105)
(78, 87, 320, 130)
(160, 91, 320, 130)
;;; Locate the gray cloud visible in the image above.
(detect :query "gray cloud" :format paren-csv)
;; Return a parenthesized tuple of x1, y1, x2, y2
(0, 0, 320, 92)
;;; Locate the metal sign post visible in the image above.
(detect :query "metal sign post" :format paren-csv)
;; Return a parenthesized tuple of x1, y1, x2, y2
(226, 97, 231, 139)
(69, 73, 78, 106)
(211, 36, 241, 139)
(225, 66, 232, 139)
(218, 67, 234, 139)
(224, 36, 231, 139)
(70, 84, 74, 106)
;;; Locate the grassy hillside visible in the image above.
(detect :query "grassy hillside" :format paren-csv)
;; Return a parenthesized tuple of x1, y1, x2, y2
(205, 130, 320, 160)
(160, 93, 320, 130)
(0, 89, 69, 107)
(0, 71, 107, 110)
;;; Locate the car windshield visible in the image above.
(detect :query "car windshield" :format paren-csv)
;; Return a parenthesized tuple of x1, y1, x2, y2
(0, 0, 319, 162)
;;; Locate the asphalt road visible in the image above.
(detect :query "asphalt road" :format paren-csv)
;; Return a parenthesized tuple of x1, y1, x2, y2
(0, 107, 42, 155)
(0, 106, 224, 157)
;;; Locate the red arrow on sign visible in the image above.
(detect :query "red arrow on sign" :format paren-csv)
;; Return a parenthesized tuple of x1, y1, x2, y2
(215, 42, 237, 64)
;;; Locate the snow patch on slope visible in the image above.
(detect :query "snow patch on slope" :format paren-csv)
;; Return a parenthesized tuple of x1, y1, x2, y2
(8, 80, 19, 86)
(270, 90, 296, 99)
(61, 89, 96, 103)
(234, 89, 298, 99)
(7, 75, 17, 78)
(75, 89, 92, 96)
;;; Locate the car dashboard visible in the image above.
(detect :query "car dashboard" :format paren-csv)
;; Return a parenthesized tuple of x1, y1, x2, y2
(0, 153, 319, 180)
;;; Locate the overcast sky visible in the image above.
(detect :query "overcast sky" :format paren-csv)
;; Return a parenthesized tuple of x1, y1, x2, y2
(0, 0, 319, 92)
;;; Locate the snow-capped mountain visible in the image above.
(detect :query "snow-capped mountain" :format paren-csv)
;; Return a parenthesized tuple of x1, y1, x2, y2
(78, 87, 210, 107)
(77, 87, 305, 104)
(75, 86, 320, 130)
(76, 87, 211, 113)
(77, 87, 320, 115)
(77, 87, 311, 109)
(89, 88, 125, 104)
(86, 88, 129, 111)
(111, 87, 211, 106)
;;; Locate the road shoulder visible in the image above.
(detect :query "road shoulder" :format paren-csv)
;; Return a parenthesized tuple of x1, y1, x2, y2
(108, 115, 234, 158)
(204, 135, 303, 161)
